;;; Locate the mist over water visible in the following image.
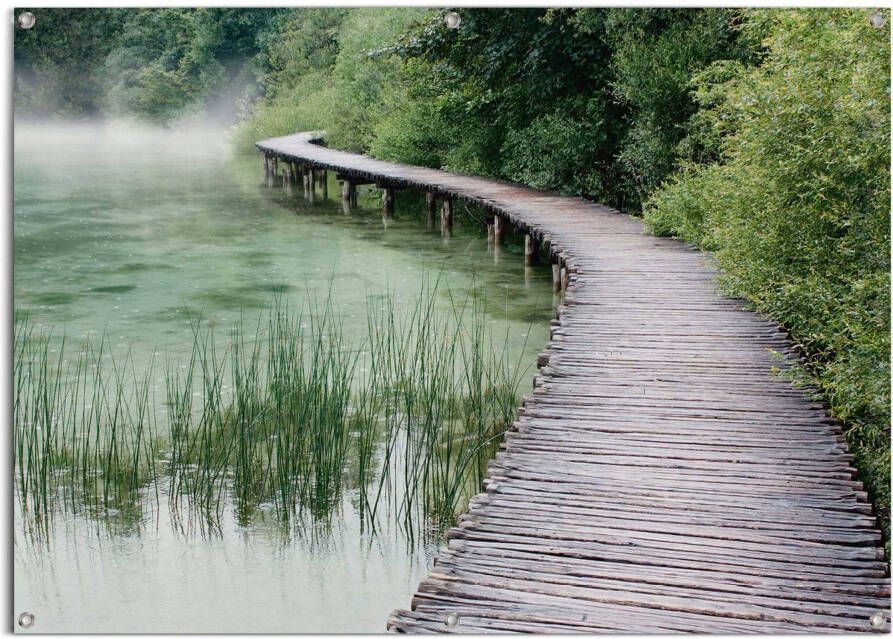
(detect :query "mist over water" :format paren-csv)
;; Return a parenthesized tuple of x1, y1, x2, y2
(14, 120, 556, 632)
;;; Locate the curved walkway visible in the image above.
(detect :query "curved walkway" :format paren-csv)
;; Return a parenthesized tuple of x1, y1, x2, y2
(257, 133, 888, 633)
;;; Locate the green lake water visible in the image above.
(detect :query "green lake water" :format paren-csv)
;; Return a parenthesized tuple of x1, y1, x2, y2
(13, 122, 556, 633)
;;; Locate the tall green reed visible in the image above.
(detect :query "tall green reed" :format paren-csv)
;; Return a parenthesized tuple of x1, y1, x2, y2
(14, 318, 161, 535)
(14, 281, 534, 541)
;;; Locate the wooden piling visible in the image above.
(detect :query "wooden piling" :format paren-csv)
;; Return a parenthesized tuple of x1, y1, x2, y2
(552, 262, 562, 292)
(494, 214, 505, 244)
(425, 193, 436, 229)
(284, 163, 294, 193)
(441, 197, 453, 236)
(320, 170, 328, 198)
(264, 154, 275, 187)
(341, 180, 357, 208)
(487, 221, 495, 245)
(525, 234, 536, 265)
(382, 187, 395, 213)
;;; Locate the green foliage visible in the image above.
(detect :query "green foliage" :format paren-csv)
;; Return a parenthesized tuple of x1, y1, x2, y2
(602, 9, 754, 208)
(253, 9, 345, 101)
(321, 9, 426, 152)
(234, 9, 426, 152)
(103, 10, 222, 120)
(645, 8, 891, 547)
(230, 71, 332, 149)
(501, 99, 608, 196)
(14, 9, 128, 117)
(388, 9, 622, 191)
(16, 8, 283, 122)
(367, 83, 452, 168)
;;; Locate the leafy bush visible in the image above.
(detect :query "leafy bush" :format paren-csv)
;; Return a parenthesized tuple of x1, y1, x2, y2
(230, 71, 332, 148)
(604, 9, 753, 208)
(646, 8, 891, 548)
(501, 101, 607, 197)
(234, 9, 424, 153)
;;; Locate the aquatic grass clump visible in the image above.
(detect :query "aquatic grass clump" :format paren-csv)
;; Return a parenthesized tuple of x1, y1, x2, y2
(362, 286, 528, 536)
(14, 282, 535, 541)
(14, 319, 161, 534)
(165, 296, 365, 525)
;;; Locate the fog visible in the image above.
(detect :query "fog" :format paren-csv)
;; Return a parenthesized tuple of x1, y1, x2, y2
(14, 118, 236, 168)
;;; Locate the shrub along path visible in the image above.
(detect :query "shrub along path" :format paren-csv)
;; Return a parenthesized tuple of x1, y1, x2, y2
(256, 132, 889, 633)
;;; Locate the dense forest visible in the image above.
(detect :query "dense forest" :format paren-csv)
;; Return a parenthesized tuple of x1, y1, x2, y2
(15, 8, 891, 549)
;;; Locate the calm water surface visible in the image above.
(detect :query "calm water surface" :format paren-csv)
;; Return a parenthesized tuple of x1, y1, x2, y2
(13, 122, 555, 633)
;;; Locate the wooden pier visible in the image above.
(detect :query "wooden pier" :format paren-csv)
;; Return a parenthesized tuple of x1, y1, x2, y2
(256, 132, 889, 634)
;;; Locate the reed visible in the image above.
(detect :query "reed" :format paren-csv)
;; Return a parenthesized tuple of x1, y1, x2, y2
(14, 281, 533, 540)
(14, 318, 161, 533)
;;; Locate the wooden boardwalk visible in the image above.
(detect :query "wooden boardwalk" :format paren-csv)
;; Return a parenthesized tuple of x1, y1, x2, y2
(257, 133, 889, 633)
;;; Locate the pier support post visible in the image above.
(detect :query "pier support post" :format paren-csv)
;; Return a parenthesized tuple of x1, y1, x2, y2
(525, 234, 536, 266)
(264, 154, 276, 187)
(552, 261, 562, 292)
(441, 198, 453, 237)
(283, 163, 294, 194)
(309, 168, 316, 192)
(341, 180, 357, 209)
(299, 166, 311, 203)
(494, 215, 505, 244)
(320, 170, 328, 198)
(487, 221, 495, 245)
(381, 187, 395, 214)
(426, 193, 436, 230)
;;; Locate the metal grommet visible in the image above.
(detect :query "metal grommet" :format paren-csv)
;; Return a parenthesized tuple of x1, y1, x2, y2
(18, 612, 35, 629)
(869, 11, 886, 28)
(869, 611, 887, 628)
(444, 12, 461, 29)
(17, 12, 35, 29)
(445, 612, 460, 628)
